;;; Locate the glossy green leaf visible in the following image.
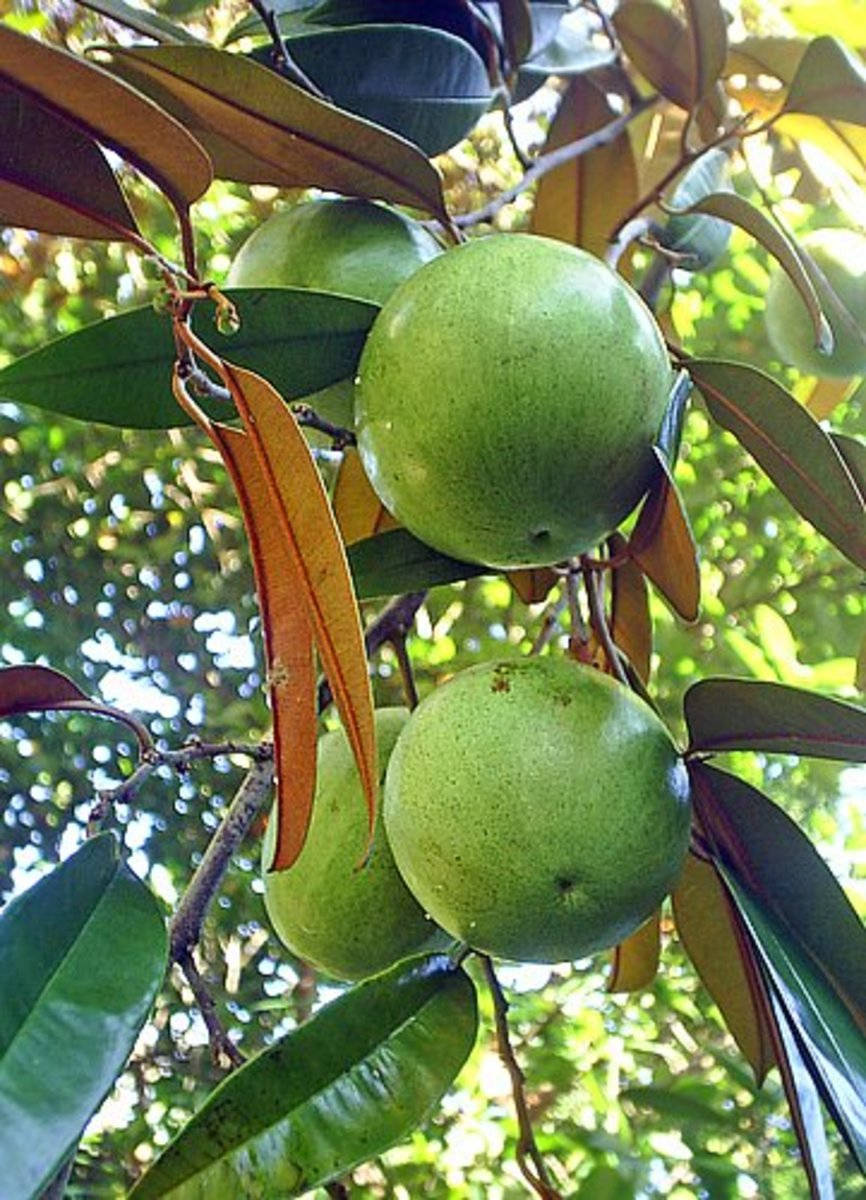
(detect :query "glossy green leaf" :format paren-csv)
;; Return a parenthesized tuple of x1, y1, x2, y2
(0, 834, 166, 1200)
(690, 763, 866, 1028)
(720, 864, 866, 1174)
(0, 85, 139, 241)
(129, 954, 478, 1199)
(673, 194, 831, 351)
(515, 10, 615, 99)
(688, 359, 866, 570)
(682, 0, 728, 100)
(74, 0, 202, 43)
(783, 35, 866, 127)
(348, 528, 486, 600)
(622, 1080, 741, 1128)
(304, 0, 494, 63)
(0, 25, 212, 210)
(657, 148, 732, 270)
(766, 982, 835, 1200)
(0, 288, 378, 429)
(684, 677, 866, 760)
(95, 44, 449, 219)
(251, 24, 493, 157)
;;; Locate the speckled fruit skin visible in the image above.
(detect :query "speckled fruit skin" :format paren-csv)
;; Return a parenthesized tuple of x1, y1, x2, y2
(383, 658, 691, 964)
(263, 708, 437, 981)
(765, 228, 866, 378)
(356, 233, 673, 569)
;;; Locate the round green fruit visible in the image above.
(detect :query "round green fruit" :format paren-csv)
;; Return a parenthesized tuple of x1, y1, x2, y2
(262, 708, 437, 981)
(383, 657, 691, 964)
(764, 228, 866, 378)
(356, 233, 674, 569)
(228, 198, 442, 431)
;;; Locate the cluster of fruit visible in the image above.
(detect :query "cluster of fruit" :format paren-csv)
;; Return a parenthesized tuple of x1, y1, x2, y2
(228, 197, 864, 980)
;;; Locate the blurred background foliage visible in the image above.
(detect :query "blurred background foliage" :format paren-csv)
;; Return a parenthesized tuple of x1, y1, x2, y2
(0, 0, 864, 1196)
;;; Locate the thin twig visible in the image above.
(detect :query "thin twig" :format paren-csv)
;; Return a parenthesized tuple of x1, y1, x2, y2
(581, 558, 629, 686)
(292, 403, 356, 448)
(170, 758, 276, 962)
(563, 563, 589, 660)
(529, 593, 567, 655)
(318, 592, 427, 712)
(177, 951, 246, 1069)
(481, 957, 563, 1200)
(247, 0, 327, 97)
(391, 633, 419, 710)
(455, 94, 659, 229)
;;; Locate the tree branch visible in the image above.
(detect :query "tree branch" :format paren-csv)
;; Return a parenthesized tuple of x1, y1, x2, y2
(455, 94, 659, 229)
(176, 951, 246, 1070)
(318, 591, 427, 712)
(481, 957, 563, 1200)
(581, 558, 629, 686)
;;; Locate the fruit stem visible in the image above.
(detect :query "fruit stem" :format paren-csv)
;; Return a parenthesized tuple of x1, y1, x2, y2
(481, 956, 565, 1200)
(581, 559, 630, 687)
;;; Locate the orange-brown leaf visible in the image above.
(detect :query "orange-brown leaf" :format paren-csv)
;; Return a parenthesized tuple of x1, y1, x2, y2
(673, 851, 776, 1083)
(609, 532, 652, 682)
(532, 75, 639, 259)
(174, 334, 378, 846)
(506, 567, 557, 606)
(216, 425, 317, 870)
(608, 910, 661, 992)
(805, 376, 858, 420)
(332, 448, 399, 546)
(0, 664, 89, 716)
(630, 451, 700, 622)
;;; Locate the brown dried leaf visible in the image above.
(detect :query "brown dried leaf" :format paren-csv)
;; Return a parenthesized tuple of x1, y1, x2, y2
(608, 911, 661, 992)
(532, 75, 639, 258)
(629, 450, 700, 622)
(609, 532, 652, 683)
(506, 568, 557, 606)
(673, 851, 776, 1082)
(0, 664, 89, 716)
(332, 448, 398, 547)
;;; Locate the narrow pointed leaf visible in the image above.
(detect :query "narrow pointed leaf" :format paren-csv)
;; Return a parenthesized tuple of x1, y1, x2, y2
(720, 863, 866, 1173)
(683, 0, 728, 101)
(673, 852, 775, 1081)
(629, 448, 700, 622)
(783, 36, 866, 127)
(685, 677, 866, 760)
(608, 910, 660, 992)
(657, 150, 732, 269)
(0, 86, 139, 241)
(0, 25, 211, 209)
(348, 528, 486, 600)
(671, 194, 831, 351)
(129, 954, 478, 1200)
(609, 532, 652, 683)
(690, 762, 866, 1029)
(0, 834, 166, 1200)
(178, 336, 378, 846)
(833, 433, 866, 501)
(766, 983, 836, 1200)
(532, 75, 639, 259)
(613, 1, 694, 110)
(75, 0, 202, 43)
(0, 289, 377, 429)
(506, 567, 557, 605)
(206, 418, 316, 870)
(689, 359, 866, 568)
(498, 0, 534, 70)
(0, 664, 151, 749)
(96, 45, 448, 219)
(332, 447, 398, 547)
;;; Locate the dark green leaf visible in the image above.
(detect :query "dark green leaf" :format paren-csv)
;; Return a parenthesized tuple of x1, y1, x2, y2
(655, 370, 692, 466)
(764, 984, 835, 1200)
(0, 25, 212, 210)
(0, 288, 377, 429)
(684, 677, 866, 761)
(690, 763, 866, 1029)
(496, 0, 534, 69)
(0, 834, 167, 1200)
(688, 359, 866, 569)
(673, 195, 831, 350)
(0, 85, 139, 241)
(783, 35, 866, 127)
(622, 1081, 740, 1128)
(833, 432, 866, 501)
(348, 528, 486, 600)
(250, 24, 493, 157)
(75, 0, 202, 43)
(720, 864, 866, 1174)
(95, 44, 449, 219)
(578, 1164, 636, 1200)
(129, 954, 478, 1199)
(515, 8, 615, 98)
(657, 148, 732, 270)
